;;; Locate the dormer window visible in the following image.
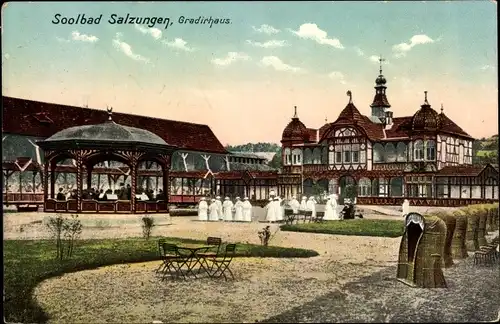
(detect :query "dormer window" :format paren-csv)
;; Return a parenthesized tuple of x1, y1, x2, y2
(31, 112, 54, 125)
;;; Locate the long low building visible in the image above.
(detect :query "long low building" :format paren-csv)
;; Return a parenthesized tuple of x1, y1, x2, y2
(2, 96, 280, 208)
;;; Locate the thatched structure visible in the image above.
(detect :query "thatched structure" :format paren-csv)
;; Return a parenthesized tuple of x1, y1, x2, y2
(476, 206, 488, 247)
(450, 209, 468, 259)
(397, 213, 447, 288)
(435, 212, 456, 268)
(463, 206, 480, 251)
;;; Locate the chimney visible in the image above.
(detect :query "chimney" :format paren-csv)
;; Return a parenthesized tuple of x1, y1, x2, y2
(384, 109, 393, 130)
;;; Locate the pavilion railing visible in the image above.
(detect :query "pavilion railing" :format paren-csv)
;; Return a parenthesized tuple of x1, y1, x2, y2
(356, 197, 497, 207)
(44, 199, 169, 213)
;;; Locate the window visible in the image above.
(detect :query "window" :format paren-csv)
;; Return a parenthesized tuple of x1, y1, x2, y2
(413, 140, 424, 161)
(396, 142, 407, 162)
(390, 177, 403, 197)
(425, 140, 436, 161)
(351, 144, 360, 163)
(440, 141, 446, 162)
(291, 149, 302, 165)
(284, 148, 291, 165)
(344, 150, 351, 163)
(385, 143, 396, 163)
(378, 178, 389, 197)
(335, 151, 342, 164)
(312, 147, 322, 164)
(329, 151, 335, 165)
(373, 143, 385, 163)
(358, 178, 371, 196)
(406, 176, 433, 198)
(360, 150, 366, 163)
(328, 179, 338, 194)
(459, 145, 464, 164)
(435, 177, 449, 198)
(303, 148, 313, 164)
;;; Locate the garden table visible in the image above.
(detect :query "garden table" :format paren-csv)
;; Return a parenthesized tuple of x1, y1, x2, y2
(176, 243, 216, 278)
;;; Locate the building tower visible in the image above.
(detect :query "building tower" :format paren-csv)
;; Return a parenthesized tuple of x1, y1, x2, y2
(370, 56, 392, 126)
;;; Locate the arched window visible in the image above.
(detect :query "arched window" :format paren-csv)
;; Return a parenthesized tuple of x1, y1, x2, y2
(303, 148, 313, 164)
(425, 140, 436, 161)
(373, 143, 385, 163)
(358, 177, 371, 197)
(328, 178, 338, 195)
(312, 147, 322, 164)
(396, 142, 407, 162)
(385, 143, 396, 162)
(440, 141, 446, 162)
(371, 178, 380, 196)
(291, 148, 302, 165)
(413, 140, 424, 161)
(321, 147, 328, 164)
(284, 148, 291, 165)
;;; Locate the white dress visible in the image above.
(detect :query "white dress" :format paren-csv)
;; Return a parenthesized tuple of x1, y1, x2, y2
(216, 199, 223, 220)
(324, 199, 334, 220)
(208, 203, 219, 221)
(274, 199, 283, 221)
(265, 201, 276, 222)
(300, 199, 308, 211)
(234, 201, 244, 221)
(306, 199, 316, 218)
(223, 200, 234, 221)
(289, 199, 300, 214)
(198, 200, 208, 221)
(242, 200, 252, 222)
(402, 200, 410, 217)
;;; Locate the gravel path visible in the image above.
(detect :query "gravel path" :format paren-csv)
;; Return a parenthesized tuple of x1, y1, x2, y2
(262, 256, 500, 323)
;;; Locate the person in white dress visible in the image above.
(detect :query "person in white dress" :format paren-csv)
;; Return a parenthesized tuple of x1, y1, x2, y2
(402, 199, 410, 217)
(197, 197, 208, 221)
(208, 199, 219, 221)
(323, 196, 334, 220)
(242, 197, 253, 222)
(306, 196, 316, 219)
(274, 197, 283, 222)
(331, 194, 340, 220)
(234, 197, 244, 221)
(222, 197, 234, 221)
(265, 198, 276, 222)
(289, 196, 300, 214)
(299, 196, 308, 211)
(215, 196, 223, 221)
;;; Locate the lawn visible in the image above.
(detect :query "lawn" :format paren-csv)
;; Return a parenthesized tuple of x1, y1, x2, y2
(280, 219, 405, 238)
(4, 237, 319, 324)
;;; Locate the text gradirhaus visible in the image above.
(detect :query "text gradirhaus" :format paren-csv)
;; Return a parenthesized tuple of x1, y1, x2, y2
(52, 14, 232, 29)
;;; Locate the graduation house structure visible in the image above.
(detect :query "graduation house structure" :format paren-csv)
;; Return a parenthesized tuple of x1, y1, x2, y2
(279, 58, 499, 206)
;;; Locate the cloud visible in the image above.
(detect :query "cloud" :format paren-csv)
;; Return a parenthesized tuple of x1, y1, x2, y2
(56, 36, 70, 43)
(246, 39, 288, 48)
(252, 24, 280, 34)
(480, 65, 496, 71)
(260, 56, 303, 73)
(290, 23, 344, 49)
(162, 38, 195, 52)
(71, 31, 99, 42)
(354, 47, 365, 56)
(112, 33, 149, 63)
(328, 71, 347, 85)
(392, 34, 436, 57)
(212, 52, 250, 66)
(4, 53, 10, 60)
(135, 24, 162, 40)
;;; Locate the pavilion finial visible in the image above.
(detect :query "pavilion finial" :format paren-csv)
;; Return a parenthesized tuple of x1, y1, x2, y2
(346, 90, 353, 104)
(379, 55, 386, 75)
(325, 116, 328, 123)
(293, 105, 298, 118)
(440, 103, 444, 114)
(424, 91, 429, 105)
(106, 106, 113, 121)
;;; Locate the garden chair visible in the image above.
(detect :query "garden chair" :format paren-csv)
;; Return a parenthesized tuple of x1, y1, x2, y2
(209, 243, 236, 281)
(313, 211, 325, 223)
(155, 238, 167, 273)
(304, 210, 313, 223)
(284, 209, 296, 225)
(196, 237, 222, 275)
(160, 242, 189, 280)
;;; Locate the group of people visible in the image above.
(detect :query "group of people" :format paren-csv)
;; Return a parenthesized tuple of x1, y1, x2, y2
(266, 194, 342, 222)
(197, 196, 253, 222)
(54, 183, 165, 202)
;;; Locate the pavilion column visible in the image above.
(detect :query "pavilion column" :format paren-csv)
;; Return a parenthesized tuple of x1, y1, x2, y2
(76, 153, 83, 212)
(50, 161, 56, 199)
(43, 163, 49, 202)
(130, 159, 138, 213)
(162, 168, 169, 204)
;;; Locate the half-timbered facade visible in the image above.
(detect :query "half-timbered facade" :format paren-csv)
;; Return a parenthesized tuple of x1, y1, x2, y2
(279, 65, 498, 206)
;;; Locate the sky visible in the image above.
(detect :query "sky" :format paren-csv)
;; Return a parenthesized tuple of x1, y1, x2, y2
(2, 1, 498, 145)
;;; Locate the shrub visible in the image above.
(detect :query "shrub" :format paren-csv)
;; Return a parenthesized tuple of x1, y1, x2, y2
(141, 216, 155, 240)
(45, 214, 83, 260)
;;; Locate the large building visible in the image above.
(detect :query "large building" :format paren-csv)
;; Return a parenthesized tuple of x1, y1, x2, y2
(279, 65, 498, 206)
(2, 96, 278, 208)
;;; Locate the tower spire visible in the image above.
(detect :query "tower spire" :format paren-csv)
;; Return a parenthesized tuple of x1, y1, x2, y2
(106, 106, 113, 122)
(424, 91, 429, 105)
(293, 105, 298, 118)
(441, 103, 444, 114)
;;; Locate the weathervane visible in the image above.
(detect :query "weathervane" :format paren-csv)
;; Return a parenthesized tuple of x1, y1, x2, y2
(441, 103, 444, 114)
(346, 90, 353, 103)
(106, 105, 113, 121)
(379, 55, 386, 75)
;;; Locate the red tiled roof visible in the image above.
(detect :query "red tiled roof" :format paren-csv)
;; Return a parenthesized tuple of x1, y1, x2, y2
(281, 117, 309, 143)
(385, 117, 412, 139)
(436, 165, 487, 176)
(370, 93, 391, 107)
(2, 96, 227, 154)
(319, 122, 331, 139)
(305, 128, 318, 142)
(439, 112, 473, 139)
